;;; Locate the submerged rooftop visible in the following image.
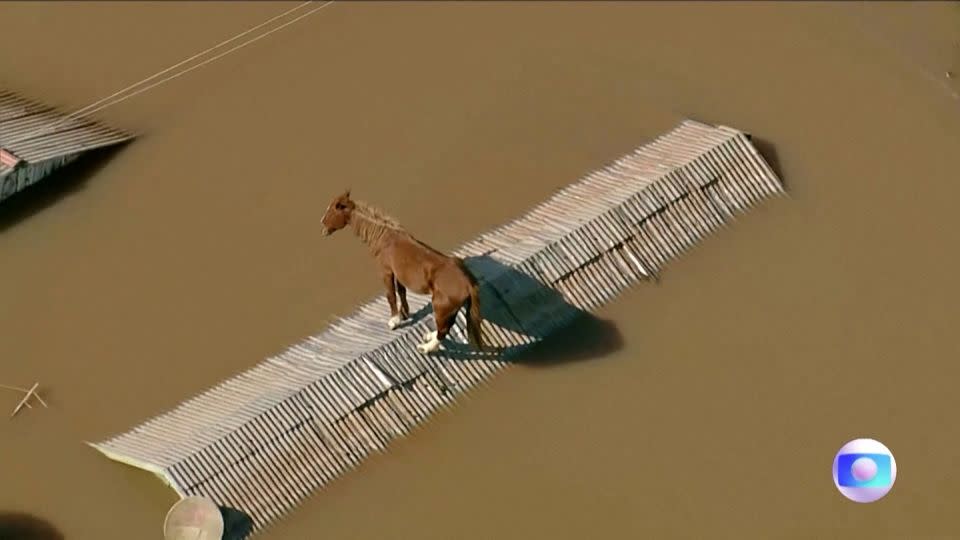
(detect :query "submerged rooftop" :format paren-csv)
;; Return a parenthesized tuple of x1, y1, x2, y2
(0, 90, 132, 167)
(91, 119, 784, 536)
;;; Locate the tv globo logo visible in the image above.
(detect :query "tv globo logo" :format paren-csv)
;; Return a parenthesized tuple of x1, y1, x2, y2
(832, 438, 896, 503)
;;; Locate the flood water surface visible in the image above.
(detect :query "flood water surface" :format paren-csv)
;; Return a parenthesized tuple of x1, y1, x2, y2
(1, 2, 959, 539)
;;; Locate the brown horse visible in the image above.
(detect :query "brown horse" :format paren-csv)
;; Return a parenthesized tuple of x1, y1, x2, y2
(320, 190, 484, 354)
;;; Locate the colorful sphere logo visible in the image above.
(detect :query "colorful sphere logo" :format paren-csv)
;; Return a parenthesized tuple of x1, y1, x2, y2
(832, 438, 896, 503)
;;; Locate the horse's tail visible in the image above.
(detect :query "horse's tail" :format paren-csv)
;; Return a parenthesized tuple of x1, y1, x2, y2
(459, 261, 484, 350)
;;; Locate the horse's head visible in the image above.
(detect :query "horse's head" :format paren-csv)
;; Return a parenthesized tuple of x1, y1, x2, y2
(321, 189, 355, 236)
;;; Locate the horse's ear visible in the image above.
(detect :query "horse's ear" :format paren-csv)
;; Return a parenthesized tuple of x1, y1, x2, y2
(344, 188, 351, 199)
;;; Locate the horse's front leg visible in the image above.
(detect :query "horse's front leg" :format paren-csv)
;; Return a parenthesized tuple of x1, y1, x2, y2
(382, 271, 402, 330)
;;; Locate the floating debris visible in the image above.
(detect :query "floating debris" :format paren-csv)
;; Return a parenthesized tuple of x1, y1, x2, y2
(2, 382, 47, 418)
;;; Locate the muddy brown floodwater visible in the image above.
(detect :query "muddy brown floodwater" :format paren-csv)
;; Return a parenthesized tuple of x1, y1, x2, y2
(1, 2, 959, 539)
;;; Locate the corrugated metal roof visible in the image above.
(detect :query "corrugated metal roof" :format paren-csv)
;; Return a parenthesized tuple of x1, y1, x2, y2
(90, 119, 785, 536)
(0, 90, 132, 163)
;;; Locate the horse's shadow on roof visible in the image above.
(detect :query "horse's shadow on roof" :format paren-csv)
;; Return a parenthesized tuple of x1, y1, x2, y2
(404, 254, 625, 366)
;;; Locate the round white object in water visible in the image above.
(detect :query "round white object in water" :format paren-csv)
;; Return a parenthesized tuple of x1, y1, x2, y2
(164, 495, 225, 540)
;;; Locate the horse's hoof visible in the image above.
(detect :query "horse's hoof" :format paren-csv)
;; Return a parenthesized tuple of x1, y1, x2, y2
(387, 315, 402, 330)
(417, 339, 440, 354)
(422, 330, 437, 341)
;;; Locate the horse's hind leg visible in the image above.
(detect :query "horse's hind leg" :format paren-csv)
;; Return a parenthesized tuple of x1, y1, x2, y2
(418, 298, 456, 354)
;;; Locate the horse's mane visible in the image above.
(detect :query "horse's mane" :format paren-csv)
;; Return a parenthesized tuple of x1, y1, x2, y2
(354, 201, 403, 229)
(350, 200, 448, 257)
(350, 200, 406, 247)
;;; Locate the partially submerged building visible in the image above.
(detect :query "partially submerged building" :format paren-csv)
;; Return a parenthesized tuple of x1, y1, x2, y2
(91, 119, 784, 536)
(0, 90, 133, 203)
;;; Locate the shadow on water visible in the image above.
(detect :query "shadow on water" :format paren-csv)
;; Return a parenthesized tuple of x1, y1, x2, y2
(0, 143, 129, 235)
(404, 254, 624, 366)
(0, 512, 63, 540)
(750, 136, 785, 188)
(219, 505, 254, 540)
(515, 312, 623, 367)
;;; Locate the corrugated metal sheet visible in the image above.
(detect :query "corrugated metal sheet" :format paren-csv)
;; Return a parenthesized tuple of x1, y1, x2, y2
(89, 119, 785, 536)
(0, 148, 19, 167)
(0, 148, 19, 179)
(0, 90, 132, 198)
